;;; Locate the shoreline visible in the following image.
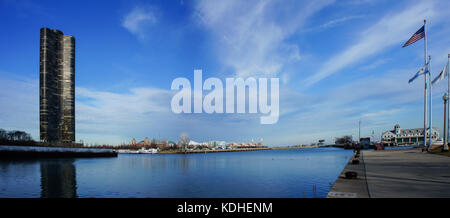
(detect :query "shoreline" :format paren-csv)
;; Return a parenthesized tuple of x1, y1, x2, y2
(157, 145, 322, 154)
(0, 144, 328, 157)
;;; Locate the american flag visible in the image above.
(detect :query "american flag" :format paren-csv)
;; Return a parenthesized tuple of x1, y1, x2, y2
(402, 25, 425, 48)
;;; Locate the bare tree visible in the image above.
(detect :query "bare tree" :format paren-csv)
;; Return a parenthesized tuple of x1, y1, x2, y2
(335, 135, 353, 145)
(0, 129, 33, 142)
(178, 133, 190, 152)
(0, 129, 7, 140)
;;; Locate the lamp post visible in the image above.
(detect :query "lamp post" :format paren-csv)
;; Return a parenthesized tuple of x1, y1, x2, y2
(358, 120, 361, 143)
(443, 93, 449, 152)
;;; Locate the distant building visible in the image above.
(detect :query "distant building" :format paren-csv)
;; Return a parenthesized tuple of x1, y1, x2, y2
(359, 137, 370, 148)
(318, 139, 325, 146)
(189, 140, 205, 146)
(39, 27, 75, 143)
(132, 138, 136, 145)
(209, 141, 226, 147)
(381, 124, 439, 145)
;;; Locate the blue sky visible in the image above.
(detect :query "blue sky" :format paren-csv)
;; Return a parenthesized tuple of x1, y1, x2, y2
(1, 0, 450, 146)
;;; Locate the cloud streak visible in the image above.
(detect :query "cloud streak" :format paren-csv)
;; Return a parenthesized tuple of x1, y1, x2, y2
(305, 15, 365, 32)
(303, 1, 436, 88)
(195, 0, 334, 78)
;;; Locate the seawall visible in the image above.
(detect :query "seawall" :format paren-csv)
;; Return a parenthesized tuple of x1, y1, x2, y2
(0, 145, 118, 158)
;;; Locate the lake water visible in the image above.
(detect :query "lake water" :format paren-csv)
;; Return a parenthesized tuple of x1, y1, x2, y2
(0, 147, 352, 198)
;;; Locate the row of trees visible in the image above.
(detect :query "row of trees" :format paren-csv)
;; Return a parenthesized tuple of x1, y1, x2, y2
(335, 135, 353, 145)
(0, 129, 195, 150)
(0, 129, 33, 142)
(83, 133, 218, 151)
(90, 133, 193, 151)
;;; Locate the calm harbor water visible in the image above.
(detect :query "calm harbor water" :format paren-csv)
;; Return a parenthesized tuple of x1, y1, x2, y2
(0, 147, 352, 198)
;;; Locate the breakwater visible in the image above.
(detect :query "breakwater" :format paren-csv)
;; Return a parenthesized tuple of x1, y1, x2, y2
(0, 145, 117, 158)
(158, 145, 321, 154)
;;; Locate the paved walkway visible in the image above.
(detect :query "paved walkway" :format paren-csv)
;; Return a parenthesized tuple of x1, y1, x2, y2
(364, 149, 450, 198)
(328, 148, 450, 198)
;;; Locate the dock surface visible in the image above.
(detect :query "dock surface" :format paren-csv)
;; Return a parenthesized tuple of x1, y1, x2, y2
(328, 151, 369, 198)
(328, 148, 450, 198)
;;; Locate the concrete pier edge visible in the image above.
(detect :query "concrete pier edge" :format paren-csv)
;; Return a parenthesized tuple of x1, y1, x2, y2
(328, 148, 450, 198)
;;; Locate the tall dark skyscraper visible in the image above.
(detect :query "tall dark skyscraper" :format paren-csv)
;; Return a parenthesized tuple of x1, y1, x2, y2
(40, 27, 75, 143)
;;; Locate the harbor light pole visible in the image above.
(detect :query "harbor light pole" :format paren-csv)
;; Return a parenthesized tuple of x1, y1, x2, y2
(358, 120, 361, 143)
(443, 93, 449, 152)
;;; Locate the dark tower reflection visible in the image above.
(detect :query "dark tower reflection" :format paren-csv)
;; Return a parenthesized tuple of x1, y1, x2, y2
(40, 159, 77, 198)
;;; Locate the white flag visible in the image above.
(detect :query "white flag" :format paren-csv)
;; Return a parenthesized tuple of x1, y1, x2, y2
(408, 64, 428, 84)
(432, 62, 448, 85)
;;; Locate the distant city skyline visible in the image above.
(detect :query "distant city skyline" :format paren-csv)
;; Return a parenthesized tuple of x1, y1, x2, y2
(1, 0, 450, 146)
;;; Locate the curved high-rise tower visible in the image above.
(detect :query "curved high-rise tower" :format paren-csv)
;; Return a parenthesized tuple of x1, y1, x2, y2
(40, 27, 75, 143)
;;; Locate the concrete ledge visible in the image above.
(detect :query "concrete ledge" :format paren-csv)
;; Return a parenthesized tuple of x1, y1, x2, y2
(327, 151, 370, 198)
(0, 145, 117, 158)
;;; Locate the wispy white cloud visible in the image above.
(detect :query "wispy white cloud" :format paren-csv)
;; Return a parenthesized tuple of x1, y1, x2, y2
(359, 58, 390, 71)
(122, 6, 158, 39)
(361, 108, 402, 118)
(194, 0, 334, 78)
(320, 15, 365, 29)
(303, 1, 437, 88)
(76, 86, 174, 144)
(0, 76, 38, 138)
(306, 15, 365, 32)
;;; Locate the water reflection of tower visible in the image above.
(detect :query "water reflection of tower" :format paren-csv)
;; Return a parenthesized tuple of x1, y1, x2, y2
(40, 159, 77, 198)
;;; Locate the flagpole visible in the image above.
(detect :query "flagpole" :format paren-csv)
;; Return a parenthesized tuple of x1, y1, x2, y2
(428, 56, 432, 150)
(424, 19, 428, 149)
(447, 54, 449, 149)
(423, 72, 427, 147)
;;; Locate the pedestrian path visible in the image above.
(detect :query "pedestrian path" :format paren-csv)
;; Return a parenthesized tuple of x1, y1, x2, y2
(328, 148, 450, 198)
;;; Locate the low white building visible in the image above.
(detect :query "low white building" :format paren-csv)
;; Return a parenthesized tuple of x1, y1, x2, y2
(208, 141, 227, 147)
(381, 124, 439, 145)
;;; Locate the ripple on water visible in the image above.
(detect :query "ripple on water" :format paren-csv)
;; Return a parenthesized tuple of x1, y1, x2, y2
(0, 147, 352, 198)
